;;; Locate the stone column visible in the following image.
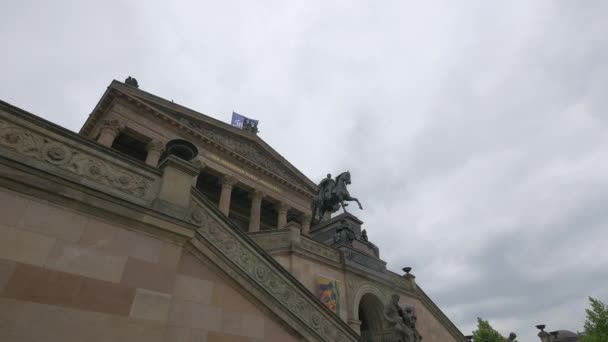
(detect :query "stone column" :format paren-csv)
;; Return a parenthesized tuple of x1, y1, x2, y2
(285, 221, 301, 244)
(276, 203, 290, 229)
(97, 119, 124, 147)
(301, 212, 312, 235)
(145, 140, 164, 167)
(248, 190, 264, 232)
(190, 159, 204, 187)
(218, 175, 237, 216)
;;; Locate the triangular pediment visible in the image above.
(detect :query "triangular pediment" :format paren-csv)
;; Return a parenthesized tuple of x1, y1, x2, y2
(96, 82, 317, 193)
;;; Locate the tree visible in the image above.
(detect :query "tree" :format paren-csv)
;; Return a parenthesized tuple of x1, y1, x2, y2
(471, 317, 517, 342)
(580, 297, 608, 342)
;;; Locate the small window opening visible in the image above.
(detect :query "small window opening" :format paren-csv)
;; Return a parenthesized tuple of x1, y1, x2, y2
(111, 130, 149, 162)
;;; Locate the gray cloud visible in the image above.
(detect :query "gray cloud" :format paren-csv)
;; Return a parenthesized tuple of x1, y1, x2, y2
(2, 1, 608, 340)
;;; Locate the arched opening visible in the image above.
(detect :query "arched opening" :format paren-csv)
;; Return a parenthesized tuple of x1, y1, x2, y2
(358, 293, 386, 341)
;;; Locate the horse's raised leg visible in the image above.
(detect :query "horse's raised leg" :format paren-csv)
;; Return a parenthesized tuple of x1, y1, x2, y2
(353, 197, 363, 210)
(345, 196, 363, 210)
(340, 200, 349, 214)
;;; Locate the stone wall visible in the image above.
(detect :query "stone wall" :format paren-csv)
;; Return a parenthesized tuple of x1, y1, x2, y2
(253, 228, 464, 342)
(0, 188, 299, 342)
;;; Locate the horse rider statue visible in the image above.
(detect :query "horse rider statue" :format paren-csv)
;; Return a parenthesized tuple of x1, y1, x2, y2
(311, 171, 363, 222)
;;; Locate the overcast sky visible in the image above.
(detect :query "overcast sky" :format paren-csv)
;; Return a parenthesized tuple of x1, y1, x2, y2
(2, 1, 608, 340)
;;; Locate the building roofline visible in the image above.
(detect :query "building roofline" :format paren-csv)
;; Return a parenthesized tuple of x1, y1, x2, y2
(80, 80, 318, 194)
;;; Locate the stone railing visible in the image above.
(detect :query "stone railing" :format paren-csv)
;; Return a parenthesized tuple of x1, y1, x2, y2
(188, 192, 361, 342)
(0, 101, 160, 205)
(249, 229, 342, 264)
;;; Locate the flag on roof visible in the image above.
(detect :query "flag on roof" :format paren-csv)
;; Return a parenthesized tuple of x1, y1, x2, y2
(231, 112, 259, 134)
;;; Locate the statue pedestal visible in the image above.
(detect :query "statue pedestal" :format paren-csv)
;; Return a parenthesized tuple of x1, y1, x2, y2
(310, 212, 386, 272)
(310, 212, 363, 243)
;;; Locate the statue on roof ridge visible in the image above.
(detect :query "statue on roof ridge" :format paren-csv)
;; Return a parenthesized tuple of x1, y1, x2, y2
(125, 76, 139, 88)
(242, 118, 259, 134)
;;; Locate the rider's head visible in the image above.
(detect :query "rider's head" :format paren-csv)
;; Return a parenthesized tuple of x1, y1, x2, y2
(327, 173, 331, 178)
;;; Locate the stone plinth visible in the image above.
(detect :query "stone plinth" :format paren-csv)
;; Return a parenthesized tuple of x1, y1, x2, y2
(310, 212, 363, 244)
(310, 212, 386, 272)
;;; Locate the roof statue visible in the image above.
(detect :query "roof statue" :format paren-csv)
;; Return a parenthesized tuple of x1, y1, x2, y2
(124, 76, 139, 88)
(242, 118, 259, 134)
(311, 171, 363, 222)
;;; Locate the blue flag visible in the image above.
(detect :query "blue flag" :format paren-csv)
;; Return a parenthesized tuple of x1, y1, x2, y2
(231, 112, 258, 129)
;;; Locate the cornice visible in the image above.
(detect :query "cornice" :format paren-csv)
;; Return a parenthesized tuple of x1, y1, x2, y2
(112, 81, 317, 189)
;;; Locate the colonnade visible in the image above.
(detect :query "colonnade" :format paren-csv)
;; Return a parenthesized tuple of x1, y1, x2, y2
(96, 118, 312, 234)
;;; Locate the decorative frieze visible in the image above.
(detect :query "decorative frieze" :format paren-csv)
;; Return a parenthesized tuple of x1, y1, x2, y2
(0, 118, 154, 199)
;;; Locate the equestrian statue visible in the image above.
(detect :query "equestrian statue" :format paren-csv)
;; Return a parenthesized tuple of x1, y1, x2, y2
(311, 171, 363, 222)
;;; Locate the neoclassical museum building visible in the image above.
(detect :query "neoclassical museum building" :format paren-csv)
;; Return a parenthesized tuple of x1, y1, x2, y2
(0, 79, 466, 341)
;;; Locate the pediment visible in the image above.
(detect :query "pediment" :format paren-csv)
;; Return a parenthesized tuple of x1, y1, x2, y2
(109, 82, 317, 193)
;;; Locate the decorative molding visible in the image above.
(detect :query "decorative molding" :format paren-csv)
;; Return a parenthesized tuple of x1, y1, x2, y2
(0, 118, 155, 199)
(79, 84, 317, 199)
(220, 174, 238, 188)
(249, 231, 290, 249)
(163, 110, 311, 189)
(249, 189, 265, 200)
(249, 230, 341, 265)
(191, 198, 357, 342)
(98, 118, 125, 134)
(276, 202, 290, 213)
(300, 238, 341, 263)
(349, 280, 390, 319)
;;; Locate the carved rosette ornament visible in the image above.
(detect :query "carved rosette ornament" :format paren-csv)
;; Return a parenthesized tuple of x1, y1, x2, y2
(42, 142, 72, 165)
(190, 209, 203, 224)
(0, 119, 153, 198)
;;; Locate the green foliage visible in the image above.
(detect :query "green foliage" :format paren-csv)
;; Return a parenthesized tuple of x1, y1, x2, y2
(472, 317, 507, 342)
(580, 297, 608, 342)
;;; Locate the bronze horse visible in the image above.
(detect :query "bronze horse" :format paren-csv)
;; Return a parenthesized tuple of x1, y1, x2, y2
(311, 171, 363, 221)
